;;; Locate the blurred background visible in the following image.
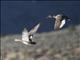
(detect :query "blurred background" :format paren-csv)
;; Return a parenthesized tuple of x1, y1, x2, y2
(1, 1, 80, 60)
(1, 1, 80, 35)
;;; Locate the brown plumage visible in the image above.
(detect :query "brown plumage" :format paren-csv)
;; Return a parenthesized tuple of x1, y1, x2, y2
(53, 14, 63, 30)
(47, 14, 70, 30)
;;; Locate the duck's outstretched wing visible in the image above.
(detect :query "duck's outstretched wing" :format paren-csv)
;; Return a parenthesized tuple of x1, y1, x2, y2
(29, 23, 40, 35)
(59, 19, 66, 28)
(22, 28, 29, 42)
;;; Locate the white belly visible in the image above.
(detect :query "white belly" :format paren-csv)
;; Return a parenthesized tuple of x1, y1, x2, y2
(22, 41, 29, 45)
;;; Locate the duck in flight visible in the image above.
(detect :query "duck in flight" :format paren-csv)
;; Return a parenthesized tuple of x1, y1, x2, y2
(47, 14, 70, 30)
(14, 23, 40, 45)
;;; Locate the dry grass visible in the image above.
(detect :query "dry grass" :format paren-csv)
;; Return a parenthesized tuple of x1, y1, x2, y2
(1, 25, 80, 60)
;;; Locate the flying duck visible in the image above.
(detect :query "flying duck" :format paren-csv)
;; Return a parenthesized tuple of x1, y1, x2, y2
(14, 23, 40, 45)
(47, 14, 70, 30)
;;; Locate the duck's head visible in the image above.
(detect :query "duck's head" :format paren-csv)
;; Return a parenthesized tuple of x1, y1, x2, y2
(53, 14, 71, 21)
(53, 14, 62, 20)
(29, 34, 33, 39)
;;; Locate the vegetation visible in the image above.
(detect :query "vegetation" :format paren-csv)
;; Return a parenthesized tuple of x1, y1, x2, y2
(1, 25, 80, 60)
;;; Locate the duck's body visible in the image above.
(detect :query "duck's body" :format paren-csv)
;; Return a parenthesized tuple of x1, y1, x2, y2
(14, 23, 40, 45)
(47, 14, 70, 30)
(53, 14, 66, 30)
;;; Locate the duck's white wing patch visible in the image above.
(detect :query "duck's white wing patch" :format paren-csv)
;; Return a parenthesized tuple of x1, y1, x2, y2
(22, 28, 29, 42)
(59, 19, 66, 28)
(29, 23, 40, 35)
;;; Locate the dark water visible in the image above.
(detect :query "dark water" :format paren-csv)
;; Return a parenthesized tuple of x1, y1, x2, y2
(1, 1, 80, 35)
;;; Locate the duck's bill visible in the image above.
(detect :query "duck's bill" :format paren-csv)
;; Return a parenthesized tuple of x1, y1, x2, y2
(53, 15, 56, 18)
